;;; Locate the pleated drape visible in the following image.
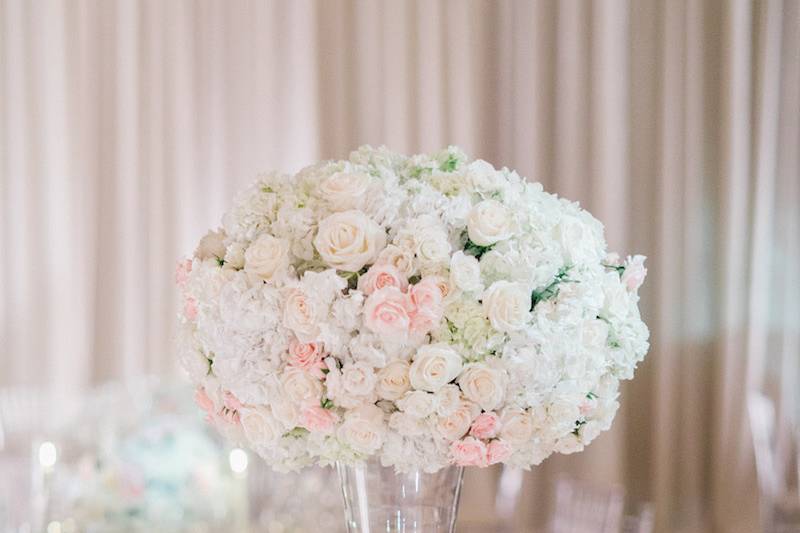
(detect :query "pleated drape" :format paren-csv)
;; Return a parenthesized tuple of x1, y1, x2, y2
(1, 1, 798, 532)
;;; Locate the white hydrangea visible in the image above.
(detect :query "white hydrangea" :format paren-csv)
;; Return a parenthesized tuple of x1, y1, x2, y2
(177, 146, 649, 473)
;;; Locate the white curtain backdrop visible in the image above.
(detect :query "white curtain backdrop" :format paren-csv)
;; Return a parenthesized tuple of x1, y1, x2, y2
(1, 1, 798, 532)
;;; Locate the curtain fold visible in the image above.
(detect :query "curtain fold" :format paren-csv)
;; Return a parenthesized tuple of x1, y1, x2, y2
(1, 1, 798, 532)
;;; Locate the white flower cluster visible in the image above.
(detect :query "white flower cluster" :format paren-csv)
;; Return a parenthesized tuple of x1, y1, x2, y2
(177, 146, 649, 473)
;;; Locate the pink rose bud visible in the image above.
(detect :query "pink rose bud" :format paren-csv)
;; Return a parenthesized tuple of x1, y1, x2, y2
(300, 405, 339, 434)
(184, 297, 198, 320)
(358, 263, 408, 295)
(487, 439, 513, 465)
(470, 412, 500, 440)
(175, 259, 192, 287)
(223, 391, 243, 411)
(450, 437, 489, 467)
(621, 255, 647, 292)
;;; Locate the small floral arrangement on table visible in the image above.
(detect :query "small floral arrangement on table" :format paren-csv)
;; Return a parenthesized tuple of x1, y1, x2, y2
(177, 146, 649, 473)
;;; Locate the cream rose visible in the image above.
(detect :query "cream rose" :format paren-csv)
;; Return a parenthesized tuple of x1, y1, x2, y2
(240, 406, 285, 445)
(434, 384, 463, 416)
(337, 405, 385, 454)
(457, 363, 507, 411)
(314, 210, 386, 272)
(436, 400, 480, 441)
(376, 360, 411, 400)
(396, 390, 436, 419)
(377, 244, 417, 278)
(280, 367, 323, 407)
(482, 280, 531, 332)
(224, 241, 246, 269)
(467, 199, 514, 246)
(244, 233, 290, 281)
(318, 171, 370, 211)
(340, 362, 377, 397)
(195, 229, 227, 260)
(499, 408, 534, 445)
(283, 288, 320, 342)
(449, 251, 482, 293)
(409, 343, 463, 392)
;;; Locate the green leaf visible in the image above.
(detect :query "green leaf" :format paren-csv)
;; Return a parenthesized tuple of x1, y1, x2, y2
(530, 266, 573, 310)
(463, 236, 494, 260)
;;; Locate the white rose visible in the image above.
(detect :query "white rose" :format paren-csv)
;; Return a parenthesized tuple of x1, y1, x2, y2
(376, 360, 411, 400)
(314, 210, 386, 272)
(337, 405, 385, 454)
(281, 367, 323, 406)
(195, 229, 227, 260)
(396, 390, 436, 419)
(244, 233, 290, 281)
(435, 400, 480, 441)
(499, 408, 534, 444)
(449, 251, 482, 293)
(482, 280, 531, 332)
(340, 363, 377, 397)
(409, 343, 464, 392)
(240, 406, 285, 445)
(467, 200, 514, 246)
(377, 244, 417, 278)
(466, 160, 503, 193)
(457, 363, 507, 411)
(283, 288, 320, 342)
(553, 212, 603, 264)
(415, 228, 452, 267)
(434, 384, 462, 416)
(318, 171, 370, 211)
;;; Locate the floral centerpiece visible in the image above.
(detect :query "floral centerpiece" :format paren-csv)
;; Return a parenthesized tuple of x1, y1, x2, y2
(41, 381, 242, 533)
(177, 146, 649, 530)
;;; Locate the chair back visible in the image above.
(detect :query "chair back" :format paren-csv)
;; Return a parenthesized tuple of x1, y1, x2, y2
(550, 476, 625, 533)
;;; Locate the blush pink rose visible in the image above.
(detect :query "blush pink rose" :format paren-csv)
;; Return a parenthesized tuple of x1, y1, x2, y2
(621, 255, 647, 291)
(358, 263, 408, 295)
(287, 339, 326, 378)
(470, 412, 500, 440)
(363, 286, 412, 341)
(184, 297, 198, 320)
(451, 437, 489, 467)
(300, 405, 339, 434)
(487, 439, 513, 465)
(408, 277, 445, 336)
(175, 259, 192, 287)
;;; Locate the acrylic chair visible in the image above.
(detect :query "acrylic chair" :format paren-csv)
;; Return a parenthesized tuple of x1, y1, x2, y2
(749, 392, 800, 533)
(621, 503, 655, 533)
(548, 475, 625, 533)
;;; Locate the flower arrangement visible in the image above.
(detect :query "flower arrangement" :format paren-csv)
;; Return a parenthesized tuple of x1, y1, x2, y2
(43, 381, 241, 532)
(177, 146, 649, 473)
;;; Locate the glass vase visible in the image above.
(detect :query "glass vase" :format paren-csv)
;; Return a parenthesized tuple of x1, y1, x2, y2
(337, 459, 465, 533)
